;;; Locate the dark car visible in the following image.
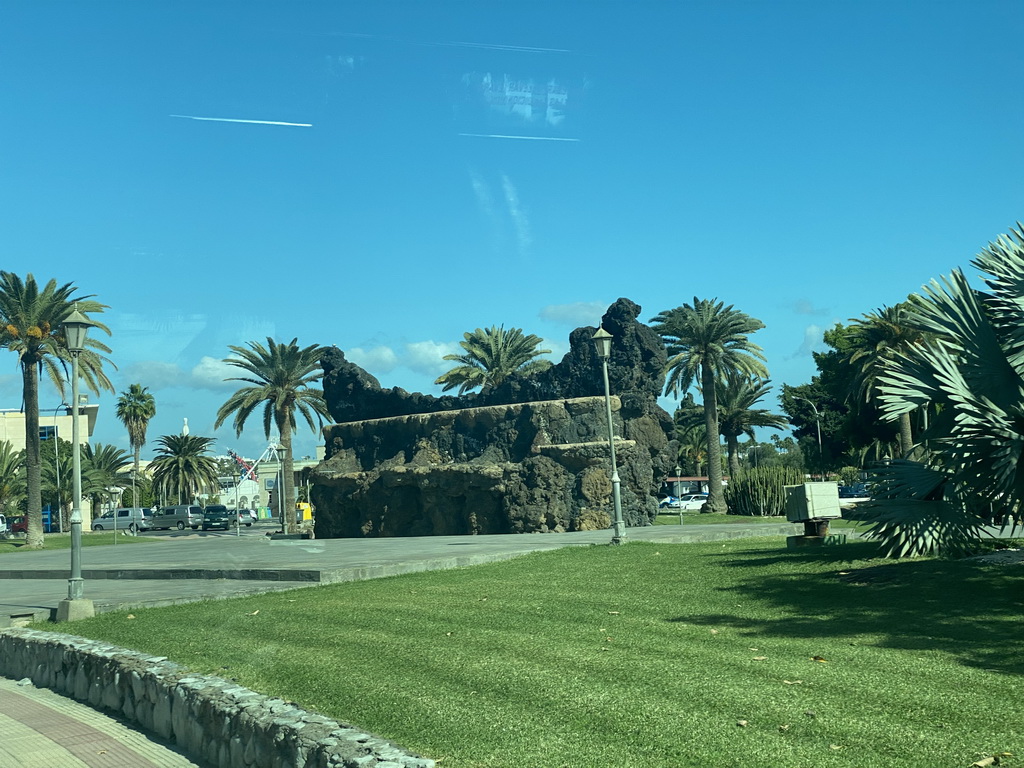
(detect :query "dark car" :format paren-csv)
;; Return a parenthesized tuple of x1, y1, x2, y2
(202, 505, 236, 531)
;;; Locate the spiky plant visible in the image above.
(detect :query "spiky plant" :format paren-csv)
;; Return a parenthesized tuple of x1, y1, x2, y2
(860, 224, 1024, 556)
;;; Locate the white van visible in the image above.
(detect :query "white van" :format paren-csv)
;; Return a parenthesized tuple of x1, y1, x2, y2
(91, 507, 154, 532)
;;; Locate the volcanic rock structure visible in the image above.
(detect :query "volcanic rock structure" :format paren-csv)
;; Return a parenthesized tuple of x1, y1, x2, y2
(310, 298, 677, 537)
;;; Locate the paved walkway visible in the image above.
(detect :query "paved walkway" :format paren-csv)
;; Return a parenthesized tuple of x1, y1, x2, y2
(0, 676, 203, 768)
(0, 521, 794, 767)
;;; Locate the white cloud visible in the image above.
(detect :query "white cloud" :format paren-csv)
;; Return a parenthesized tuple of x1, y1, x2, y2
(790, 324, 828, 359)
(539, 301, 606, 327)
(190, 356, 238, 390)
(347, 346, 399, 375)
(404, 340, 462, 377)
(469, 168, 495, 218)
(501, 174, 532, 254)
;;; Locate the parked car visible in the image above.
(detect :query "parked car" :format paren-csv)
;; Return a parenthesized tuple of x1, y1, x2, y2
(91, 507, 154, 532)
(659, 493, 708, 510)
(202, 505, 236, 531)
(151, 505, 203, 530)
(838, 484, 870, 499)
(239, 509, 258, 523)
(0, 514, 7, 535)
(9, 515, 26, 534)
(236, 509, 253, 527)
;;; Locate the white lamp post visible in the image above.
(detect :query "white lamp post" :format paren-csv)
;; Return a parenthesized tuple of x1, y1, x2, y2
(593, 327, 625, 545)
(56, 306, 95, 621)
(797, 396, 824, 481)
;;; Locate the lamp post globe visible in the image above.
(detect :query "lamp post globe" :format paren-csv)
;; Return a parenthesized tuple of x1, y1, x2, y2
(56, 306, 95, 622)
(593, 327, 625, 545)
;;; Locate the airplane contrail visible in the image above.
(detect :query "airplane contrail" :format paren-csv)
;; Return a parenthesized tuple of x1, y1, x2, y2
(170, 114, 313, 127)
(458, 133, 580, 142)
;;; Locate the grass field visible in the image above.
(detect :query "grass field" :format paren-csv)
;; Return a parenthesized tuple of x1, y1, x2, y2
(48, 536, 1023, 767)
(0, 532, 160, 554)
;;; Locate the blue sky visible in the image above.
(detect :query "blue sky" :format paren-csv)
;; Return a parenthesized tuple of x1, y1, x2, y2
(2, 1, 1023, 461)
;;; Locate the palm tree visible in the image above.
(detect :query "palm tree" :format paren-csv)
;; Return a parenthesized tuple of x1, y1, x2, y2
(862, 225, 1024, 556)
(40, 436, 72, 530)
(116, 384, 156, 474)
(149, 434, 219, 505)
(81, 443, 132, 516)
(651, 299, 767, 514)
(0, 272, 113, 547)
(846, 302, 927, 458)
(215, 338, 329, 534)
(0, 441, 25, 517)
(434, 326, 552, 395)
(716, 375, 788, 478)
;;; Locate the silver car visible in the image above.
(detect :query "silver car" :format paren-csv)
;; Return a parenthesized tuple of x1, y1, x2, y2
(91, 507, 154, 532)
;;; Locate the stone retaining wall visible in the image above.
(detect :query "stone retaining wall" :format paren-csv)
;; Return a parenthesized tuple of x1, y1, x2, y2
(0, 628, 435, 768)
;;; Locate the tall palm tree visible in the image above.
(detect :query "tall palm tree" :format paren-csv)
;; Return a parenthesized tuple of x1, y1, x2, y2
(0, 272, 113, 547)
(434, 326, 552, 395)
(81, 443, 132, 515)
(651, 298, 767, 513)
(215, 338, 329, 534)
(847, 302, 927, 458)
(116, 384, 156, 474)
(149, 434, 219, 505)
(716, 375, 788, 478)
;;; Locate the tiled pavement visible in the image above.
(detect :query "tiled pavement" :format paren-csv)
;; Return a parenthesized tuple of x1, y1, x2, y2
(0, 676, 204, 768)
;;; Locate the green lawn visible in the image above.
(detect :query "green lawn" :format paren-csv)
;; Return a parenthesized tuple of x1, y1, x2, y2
(0, 533, 160, 554)
(47, 538, 1023, 768)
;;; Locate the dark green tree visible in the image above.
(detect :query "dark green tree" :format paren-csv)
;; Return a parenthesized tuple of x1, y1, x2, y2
(81, 443, 132, 515)
(116, 383, 156, 474)
(0, 273, 113, 547)
(716, 375, 788, 478)
(215, 338, 329, 534)
(651, 299, 767, 513)
(149, 434, 220, 505)
(435, 325, 552, 395)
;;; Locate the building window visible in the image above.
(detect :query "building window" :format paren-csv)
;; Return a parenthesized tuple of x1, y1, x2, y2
(39, 425, 57, 441)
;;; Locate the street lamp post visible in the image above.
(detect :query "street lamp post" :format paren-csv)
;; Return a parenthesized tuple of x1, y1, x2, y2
(797, 396, 824, 481)
(56, 306, 95, 621)
(593, 327, 625, 545)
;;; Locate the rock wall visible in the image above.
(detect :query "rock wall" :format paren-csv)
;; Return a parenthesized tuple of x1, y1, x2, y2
(0, 627, 434, 768)
(311, 299, 676, 537)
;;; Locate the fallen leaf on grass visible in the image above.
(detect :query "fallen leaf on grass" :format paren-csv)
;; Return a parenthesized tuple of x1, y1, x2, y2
(736, 720, 748, 727)
(710, 629, 719, 635)
(126, 614, 135, 620)
(830, 745, 845, 750)
(811, 655, 828, 662)
(778, 724, 790, 732)
(247, 610, 260, 616)
(971, 756, 1013, 767)
(445, 632, 453, 637)
(752, 656, 768, 661)
(608, 611, 620, 615)
(782, 680, 803, 685)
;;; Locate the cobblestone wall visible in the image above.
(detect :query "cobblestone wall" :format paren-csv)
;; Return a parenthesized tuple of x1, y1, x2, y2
(0, 628, 435, 768)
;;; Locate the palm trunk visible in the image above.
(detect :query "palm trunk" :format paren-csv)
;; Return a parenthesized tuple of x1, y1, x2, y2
(23, 361, 44, 547)
(279, 409, 296, 535)
(702, 362, 728, 514)
(898, 412, 914, 459)
(726, 435, 741, 479)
